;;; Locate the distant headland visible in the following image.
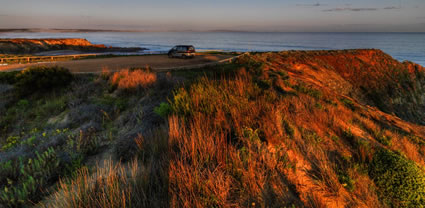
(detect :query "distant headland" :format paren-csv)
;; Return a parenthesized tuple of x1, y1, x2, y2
(0, 38, 145, 54)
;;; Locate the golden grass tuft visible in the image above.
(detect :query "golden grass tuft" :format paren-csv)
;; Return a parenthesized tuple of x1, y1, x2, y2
(110, 69, 157, 90)
(44, 159, 151, 208)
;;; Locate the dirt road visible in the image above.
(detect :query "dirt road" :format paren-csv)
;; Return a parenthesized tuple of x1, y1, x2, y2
(0, 54, 237, 73)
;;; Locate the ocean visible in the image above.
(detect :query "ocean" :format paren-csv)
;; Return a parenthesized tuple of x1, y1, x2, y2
(1, 32, 425, 66)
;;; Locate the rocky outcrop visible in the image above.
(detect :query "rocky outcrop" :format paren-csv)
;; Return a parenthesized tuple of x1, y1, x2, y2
(0, 38, 144, 54)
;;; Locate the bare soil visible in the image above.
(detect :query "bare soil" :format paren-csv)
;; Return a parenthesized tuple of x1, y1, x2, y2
(0, 54, 236, 73)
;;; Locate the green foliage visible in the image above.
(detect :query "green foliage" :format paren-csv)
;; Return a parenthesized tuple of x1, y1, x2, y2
(235, 55, 264, 75)
(35, 95, 67, 116)
(171, 88, 194, 116)
(374, 130, 392, 146)
(154, 102, 172, 118)
(256, 79, 271, 90)
(17, 99, 29, 109)
(0, 71, 19, 84)
(14, 66, 73, 96)
(66, 129, 101, 156)
(340, 98, 356, 110)
(242, 127, 263, 143)
(331, 136, 340, 142)
(0, 148, 60, 207)
(1, 136, 21, 151)
(276, 70, 289, 80)
(337, 172, 355, 192)
(343, 128, 355, 141)
(293, 83, 323, 99)
(282, 119, 294, 138)
(171, 62, 241, 80)
(95, 95, 128, 112)
(302, 129, 323, 144)
(408, 135, 425, 146)
(369, 149, 425, 207)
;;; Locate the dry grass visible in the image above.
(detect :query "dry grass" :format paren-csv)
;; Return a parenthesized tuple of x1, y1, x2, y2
(165, 61, 421, 207)
(44, 127, 169, 208)
(110, 68, 157, 90)
(45, 160, 150, 208)
(33, 51, 425, 207)
(167, 70, 303, 207)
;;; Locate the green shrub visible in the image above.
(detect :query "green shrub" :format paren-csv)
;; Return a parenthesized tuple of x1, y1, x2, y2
(154, 102, 172, 118)
(0, 148, 60, 207)
(14, 66, 73, 95)
(0, 71, 19, 84)
(282, 119, 294, 138)
(1, 136, 21, 151)
(337, 172, 355, 192)
(369, 149, 425, 207)
(171, 88, 193, 116)
(376, 134, 392, 147)
(294, 83, 322, 99)
(340, 98, 356, 110)
(256, 79, 271, 90)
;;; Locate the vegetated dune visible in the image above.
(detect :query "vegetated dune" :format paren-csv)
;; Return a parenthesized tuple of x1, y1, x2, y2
(251, 49, 425, 125)
(0, 38, 144, 54)
(1, 49, 425, 208)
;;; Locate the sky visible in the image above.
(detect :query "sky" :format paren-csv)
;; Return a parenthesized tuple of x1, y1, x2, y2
(1, 0, 425, 32)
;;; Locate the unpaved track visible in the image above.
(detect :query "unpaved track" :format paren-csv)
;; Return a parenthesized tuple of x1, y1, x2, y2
(0, 54, 237, 73)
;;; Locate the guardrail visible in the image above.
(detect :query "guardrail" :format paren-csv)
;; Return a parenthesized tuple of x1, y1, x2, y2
(0, 54, 99, 64)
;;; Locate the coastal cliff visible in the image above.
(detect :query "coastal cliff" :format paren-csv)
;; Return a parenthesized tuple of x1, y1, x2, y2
(249, 49, 425, 125)
(0, 38, 143, 54)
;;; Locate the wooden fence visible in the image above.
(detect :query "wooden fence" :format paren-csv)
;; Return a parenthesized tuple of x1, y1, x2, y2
(0, 54, 99, 64)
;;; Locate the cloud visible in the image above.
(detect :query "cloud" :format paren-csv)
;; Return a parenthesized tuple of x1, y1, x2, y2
(383, 6, 401, 10)
(296, 3, 327, 7)
(323, 7, 378, 12)
(323, 5, 401, 12)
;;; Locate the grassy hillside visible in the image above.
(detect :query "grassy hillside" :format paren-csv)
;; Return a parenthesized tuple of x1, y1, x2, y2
(1, 49, 425, 207)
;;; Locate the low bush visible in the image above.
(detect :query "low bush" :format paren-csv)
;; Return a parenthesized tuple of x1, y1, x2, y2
(0, 71, 19, 84)
(14, 66, 73, 95)
(154, 102, 172, 118)
(369, 149, 425, 207)
(340, 98, 356, 111)
(0, 148, 60, 207)
(293, 83, 323, 99)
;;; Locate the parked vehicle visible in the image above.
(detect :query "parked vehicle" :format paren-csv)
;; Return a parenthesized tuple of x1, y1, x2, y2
(168, 45, 196, 58)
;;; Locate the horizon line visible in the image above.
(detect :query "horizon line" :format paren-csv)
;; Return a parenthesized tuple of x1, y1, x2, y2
(1, 28, 425, 33)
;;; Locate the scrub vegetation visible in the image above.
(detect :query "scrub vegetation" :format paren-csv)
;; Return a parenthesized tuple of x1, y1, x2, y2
(1, 49, 425, 207)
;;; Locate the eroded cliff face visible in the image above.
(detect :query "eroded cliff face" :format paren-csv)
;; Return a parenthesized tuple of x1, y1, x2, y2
(0, 38, 142, 54)
(250, 49, 425, 124)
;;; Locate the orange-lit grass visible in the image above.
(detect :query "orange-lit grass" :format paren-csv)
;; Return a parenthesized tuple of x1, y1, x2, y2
(168, 70, 301, 207)
(46, 160, 150, 208)
(166, 68, 399, 207)
(110, 69, 157, 90)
